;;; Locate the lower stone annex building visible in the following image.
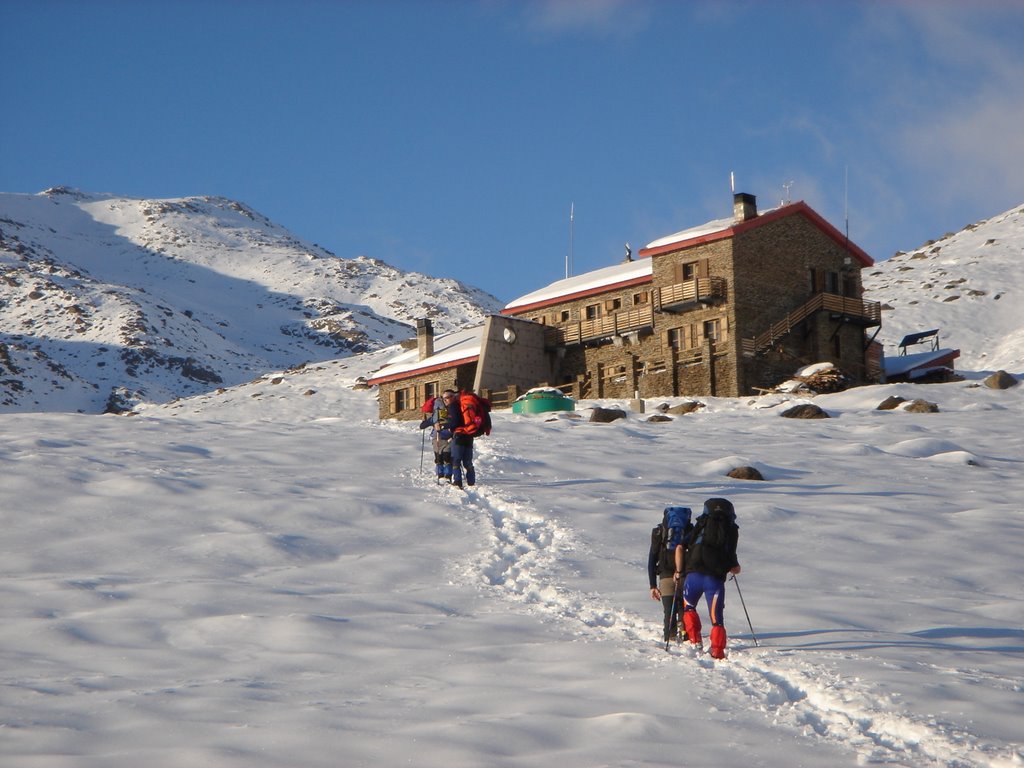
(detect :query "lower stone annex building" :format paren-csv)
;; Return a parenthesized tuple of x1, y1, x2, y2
(367, 192, 884, 420)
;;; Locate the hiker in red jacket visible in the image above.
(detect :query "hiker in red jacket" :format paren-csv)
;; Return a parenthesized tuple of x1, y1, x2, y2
(444, 388, 490, 489)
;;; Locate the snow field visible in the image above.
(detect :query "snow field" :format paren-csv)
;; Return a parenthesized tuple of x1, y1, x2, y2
(1, 363, 1021, 766)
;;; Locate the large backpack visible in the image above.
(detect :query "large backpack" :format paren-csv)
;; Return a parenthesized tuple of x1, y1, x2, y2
(662, 506, 692, 551)
(459, 392, 492, 437)
(688, 498, 738, 577)
(653, 506, 692, 577)
(431, 396, 452, 431)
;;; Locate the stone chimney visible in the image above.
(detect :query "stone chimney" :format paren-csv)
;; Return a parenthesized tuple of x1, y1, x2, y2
(733, 192, 757, 223)
(416, 318, 434, 360)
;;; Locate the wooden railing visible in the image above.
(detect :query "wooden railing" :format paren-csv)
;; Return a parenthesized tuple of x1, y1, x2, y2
(654, 276, 727, 310)
(742, 292, 881, 356)
(540, 278, 725, 348)
(547, 305, 655, 346)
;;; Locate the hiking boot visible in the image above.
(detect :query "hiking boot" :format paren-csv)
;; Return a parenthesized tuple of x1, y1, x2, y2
(451, 480, 463, 489)
(710, 625, 727, 659)
(683, 610, 703, 645)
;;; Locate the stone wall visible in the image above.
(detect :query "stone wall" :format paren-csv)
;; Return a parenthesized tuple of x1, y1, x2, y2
(375, 362, 476, 420)
(474, 315, 557, 394)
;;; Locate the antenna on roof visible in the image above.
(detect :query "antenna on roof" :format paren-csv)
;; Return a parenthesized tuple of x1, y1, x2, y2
(844, 165, 850, 243)
(730, 171, 735, 193)
(782, 180, 794, 205)
(566, 202, 575, 279)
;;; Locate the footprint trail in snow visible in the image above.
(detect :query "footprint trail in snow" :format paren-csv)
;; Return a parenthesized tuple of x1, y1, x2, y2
(412, 444, 1017, 768)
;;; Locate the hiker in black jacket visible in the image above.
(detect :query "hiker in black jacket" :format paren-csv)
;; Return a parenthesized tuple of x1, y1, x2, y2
(648, 507, 692, 643)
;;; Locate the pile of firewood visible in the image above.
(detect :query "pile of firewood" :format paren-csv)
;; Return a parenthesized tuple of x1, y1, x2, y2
(781, 366, 850, 394)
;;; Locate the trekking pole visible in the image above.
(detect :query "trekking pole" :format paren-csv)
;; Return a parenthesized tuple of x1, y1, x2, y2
(665, 578, 682, 652)
(420, 429, 426, 474)
(730, 574, 758, 647)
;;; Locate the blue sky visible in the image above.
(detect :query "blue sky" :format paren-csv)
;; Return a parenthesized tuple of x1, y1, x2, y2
(4, 0, 1023, 303)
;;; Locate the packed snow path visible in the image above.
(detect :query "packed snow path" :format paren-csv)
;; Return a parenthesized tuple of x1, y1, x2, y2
(417, 427, 1020, 768)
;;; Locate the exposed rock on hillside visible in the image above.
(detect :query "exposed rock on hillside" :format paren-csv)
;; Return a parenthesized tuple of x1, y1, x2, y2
(0, 188, 501, 412)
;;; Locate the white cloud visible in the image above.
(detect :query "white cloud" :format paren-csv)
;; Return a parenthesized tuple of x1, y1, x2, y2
(883, 4, 1024, 207)
(519, 0, 651, 38)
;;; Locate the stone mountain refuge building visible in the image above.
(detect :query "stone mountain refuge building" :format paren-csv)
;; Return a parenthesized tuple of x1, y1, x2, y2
(368, 192, 883, 420)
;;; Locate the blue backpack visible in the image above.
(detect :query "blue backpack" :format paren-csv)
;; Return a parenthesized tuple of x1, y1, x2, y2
(662, 506, 693, 551)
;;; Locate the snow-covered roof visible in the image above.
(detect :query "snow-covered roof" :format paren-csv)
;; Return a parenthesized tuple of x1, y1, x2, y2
(503, 258, 652, 312)
(642, 213, 739, 252)
(366, 324, 483, 384)
(883, 348, 960, 378)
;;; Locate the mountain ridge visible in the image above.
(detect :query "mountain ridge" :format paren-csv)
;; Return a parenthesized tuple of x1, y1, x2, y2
(0, 187, 501, 412)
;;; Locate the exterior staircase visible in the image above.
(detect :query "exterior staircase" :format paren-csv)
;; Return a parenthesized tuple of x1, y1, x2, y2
(741, 292, 881, 357)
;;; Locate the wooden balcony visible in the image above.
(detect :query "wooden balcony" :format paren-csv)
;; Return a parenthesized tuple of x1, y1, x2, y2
(544, 305, 655, 347)
(654, 277, 727, 312)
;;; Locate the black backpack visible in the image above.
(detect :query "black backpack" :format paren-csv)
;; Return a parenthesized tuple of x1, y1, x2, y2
(689, 498, 738, 576)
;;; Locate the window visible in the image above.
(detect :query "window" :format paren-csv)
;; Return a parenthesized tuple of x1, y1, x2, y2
(673, 259, 708, 283)
(605, 297, 622, 312)
(393, 387, 411, 413)
(424, 381, 440, 402)
(825, 271, 840, 294)
(633, 290, 650, 305)
(559, 309, 571, 322)
(667, 328, 685, 349)
(585, 303, 601, 320)
(667, 325, 700, 350)
(842, 274, 857, 298)
(703, 319, 721, 341)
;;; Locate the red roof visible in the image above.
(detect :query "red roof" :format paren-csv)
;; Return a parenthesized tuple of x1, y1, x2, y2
(638, 201, 874, 267)
(366, 355, 479, 386)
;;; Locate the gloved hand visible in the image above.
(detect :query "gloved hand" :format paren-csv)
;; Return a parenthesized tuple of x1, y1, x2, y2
(438, 429, 452, 440)
(419, 418, 432, 430)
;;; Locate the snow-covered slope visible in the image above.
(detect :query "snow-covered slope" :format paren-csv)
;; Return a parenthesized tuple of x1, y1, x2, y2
(864, 202, 1024, 373)
(0, 187, 501, 412)
(1, 352, 1020, 767)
